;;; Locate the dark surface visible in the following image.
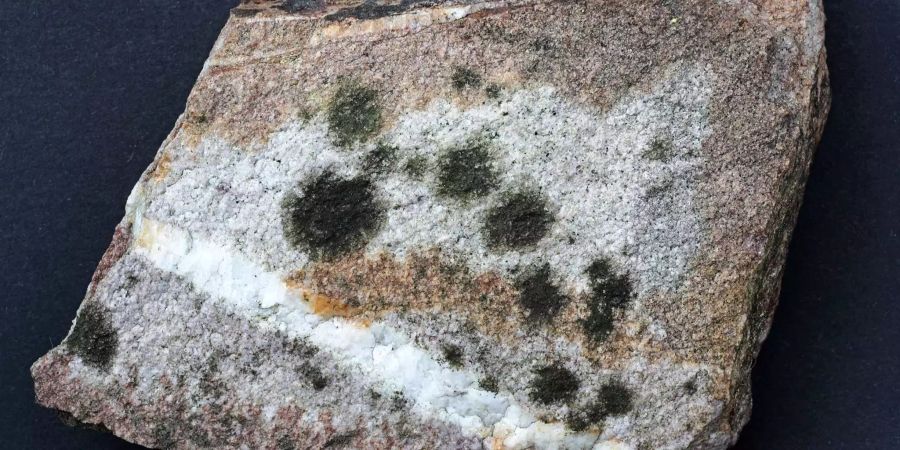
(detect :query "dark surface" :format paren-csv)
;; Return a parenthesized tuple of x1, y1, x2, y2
(0, 0, 897, 448)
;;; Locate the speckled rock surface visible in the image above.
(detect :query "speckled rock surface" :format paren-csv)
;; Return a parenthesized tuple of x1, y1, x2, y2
(32, 0, 829, 448)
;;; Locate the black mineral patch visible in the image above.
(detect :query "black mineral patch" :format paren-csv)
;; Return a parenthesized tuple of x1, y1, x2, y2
(517, 264, 568, 321)
(65, 301, 118, 370)
(436, 140, 498, 201)
(327, 79, 382, 147)
(451, 66, 482, 91)
(529, 363, 580, 405)
(484, 190, 554, 250)
(282, 171, 384, 260)
(582, 258, 634, 342)
(324, 0, 437, 21)
(363, 142, 399, 175)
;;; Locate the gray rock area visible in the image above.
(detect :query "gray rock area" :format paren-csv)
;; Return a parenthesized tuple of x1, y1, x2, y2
(32, 0, 829, 448)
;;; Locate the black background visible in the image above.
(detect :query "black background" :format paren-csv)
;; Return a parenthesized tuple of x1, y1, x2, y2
(1, 1, 897, 448)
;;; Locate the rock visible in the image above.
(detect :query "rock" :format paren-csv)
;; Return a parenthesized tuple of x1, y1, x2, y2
(32, 0, 829, 448)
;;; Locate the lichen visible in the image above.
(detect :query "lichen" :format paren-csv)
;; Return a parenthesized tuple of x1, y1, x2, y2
(281, 171, 384, 260)
(529, 363, 580, 405)
(451, 66, 482, 91)
(484, 189, 554, 250)
(436, 140, 498, 201)
(442, 344, 464, 367)
(642, 137, 676, 162)
(582, 258, 633, 342)
(565, 380, 634, 431)
(479, 375, 499, 393)
(402, 155, 429, 179)
(599, 380, 634, 416)
(517, 263, 568, 321)
(327, 79, 382, 147)
(363, 141, 399, 175)
(65, 301, 118, 370)
(301, 364, 329, 390)
(485, 83, 502, 99)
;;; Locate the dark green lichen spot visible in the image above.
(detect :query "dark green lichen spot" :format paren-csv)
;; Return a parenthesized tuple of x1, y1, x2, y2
(582, 302, 615, 343)
(479, 375, 499, 393)
(402, 155, 429, 179)
(642, 137, 676, 162)
(442, 344, 464, 367)
(282, 171, 384, 260)
(451, 66, 482, 90)
(565, 402, 606, 432)
(587, 258, 633, 310)
(582, 258, 633, 342)
(327, 79, 382, 147)
(323, 432, 356, 448)
(565, 381, 633, 430)
(599, 380, 634, 416)
(529, 363, 580, 405)
(517, 264, 568, 321)
(65, 301, 118, 370)
(436, 141, 498, 201)
(302, 364, 329, 390)
(390, 391, 408, 411)
(484, 190, 554, 250)
(363, 141, 399, 175)
(485, 83, 502, 99)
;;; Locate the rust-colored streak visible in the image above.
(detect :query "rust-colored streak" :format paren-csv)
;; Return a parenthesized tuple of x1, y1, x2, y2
(148, 152, 172, 181)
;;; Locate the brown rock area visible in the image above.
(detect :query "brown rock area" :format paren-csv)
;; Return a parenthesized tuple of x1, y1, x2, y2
(32, 0, 829, 448)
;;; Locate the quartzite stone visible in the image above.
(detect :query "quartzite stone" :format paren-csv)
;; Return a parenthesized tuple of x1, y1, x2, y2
(32, 0, 830, 448)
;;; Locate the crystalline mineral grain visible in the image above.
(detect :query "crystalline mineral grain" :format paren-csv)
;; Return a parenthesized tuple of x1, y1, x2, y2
(32, 0, 829, 448)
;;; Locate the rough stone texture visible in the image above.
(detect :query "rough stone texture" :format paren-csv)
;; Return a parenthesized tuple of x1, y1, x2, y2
(32, 0, 829, 448)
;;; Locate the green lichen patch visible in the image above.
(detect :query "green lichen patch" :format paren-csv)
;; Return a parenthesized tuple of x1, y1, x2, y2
(436, 140, 498, 201)
(529, 363, 580, 405)
(642, 137, 676, 162)
(402, 155, 429, 180)
(479, 375, 499, 393)
(599, 380, 634, 416)
(485, 83, 502, 99)
(451, 66, 482, 91)
(588, 258, 633, 310)
(65, 301, 118, 370)
(442, 344, 464, 367)
(517, 264, 569, 321)
(565, 402, 606, 432)
(327, 79, 382, 147)
(565, 381, 634, 431)
(582, 302, 616, 343)
(363, 141, 399, 175)
(582, 258, 634, 342)
(484, 189, 554, 250)
(282, 171, 384, 260)
(323, 432, 356, 448)
(301, 364, 329, 390)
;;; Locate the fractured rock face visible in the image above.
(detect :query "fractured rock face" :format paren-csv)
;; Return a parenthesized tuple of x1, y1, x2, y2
(32, 0, 829, 448)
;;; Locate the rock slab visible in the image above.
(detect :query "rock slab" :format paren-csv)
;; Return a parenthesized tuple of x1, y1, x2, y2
(32, 0, 829, 448)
